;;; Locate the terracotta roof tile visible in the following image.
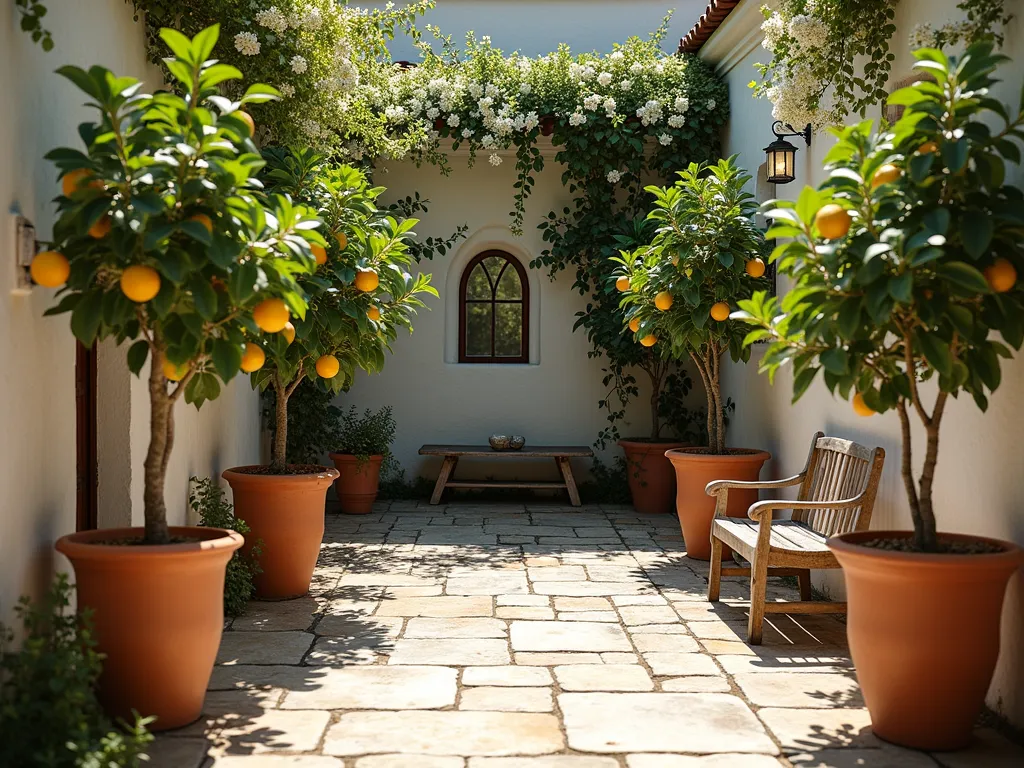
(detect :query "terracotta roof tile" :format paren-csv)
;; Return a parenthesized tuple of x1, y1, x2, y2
(678, 0, 741, 54)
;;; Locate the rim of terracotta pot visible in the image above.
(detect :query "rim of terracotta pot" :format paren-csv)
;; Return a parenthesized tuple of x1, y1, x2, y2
(56, 526, 243, 559)
(665, 447, 772, 464)
(223, 465, 339, 487)
(829, 529, 1024, 569)
(619, 438, 690, 448)
(328, 453, 384, 463)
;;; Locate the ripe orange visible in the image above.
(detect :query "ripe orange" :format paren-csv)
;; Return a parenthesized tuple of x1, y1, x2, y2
(316, 354, 340, 378)
(814, 204, 851, 240)
(628, 317, 640, 333)
(163, 360, 189, 382)
(367, 306, 381, 322)
(335, 231, 348, 250)
(189, 213, 213, 233)
(281, 322, 296, 345)
(655, 291, 674, 311)
(355, 269, 379, 293)
(253, 298, 290, 333)
(984, 258, 1017, 294)
(852, 392, 875, 417)
(30, 251, 70, 288)
(61, 168, 100, 197)
(917, 141, 939, 154)
(120, 265, 161, 303)
(871, 163, 902, 188)
(616, 276, 630, 292)
(639, 334, 657, 347)
(311, 243, 328, 266)
(234, 111, 255, 136)
(710, 302, 730, 322)
(745, 258, 766, 278)
(240, 343, 266, 373)
(88, 215, 111, 239)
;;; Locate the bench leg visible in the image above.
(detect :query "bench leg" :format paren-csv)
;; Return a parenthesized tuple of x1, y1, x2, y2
(798, 569, 812, 601)
(556, 457, 581, 506)
(429, 456, 457, 505)
(747, 555, 769, 645)
(708, 534, 723, 602)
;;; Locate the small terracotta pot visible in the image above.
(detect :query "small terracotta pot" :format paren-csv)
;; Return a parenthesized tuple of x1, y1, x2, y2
(55, 527, 242, 731)
(619, 439, 688, 515)
(329, 453, 384, 514)
(223, 466, 339, 600)
(829, 530, 1024, 751)
(665, 448, 771, 560)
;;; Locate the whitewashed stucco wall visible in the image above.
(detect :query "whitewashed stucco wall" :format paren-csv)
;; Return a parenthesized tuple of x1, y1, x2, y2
(700, 0, 1024, 728)
(0, 1, 260, 626)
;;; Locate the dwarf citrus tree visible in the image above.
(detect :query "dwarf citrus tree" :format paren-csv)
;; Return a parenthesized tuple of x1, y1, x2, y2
(253, 148, 436, 470)
(616, 157, 769, 452)
(737, 42, 1024, 551)
(40, 26, 320, 543)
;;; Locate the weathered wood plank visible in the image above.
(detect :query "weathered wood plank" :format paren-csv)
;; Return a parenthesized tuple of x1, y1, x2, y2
(419, 444, 593, 457)
(444, 480, 567, 490)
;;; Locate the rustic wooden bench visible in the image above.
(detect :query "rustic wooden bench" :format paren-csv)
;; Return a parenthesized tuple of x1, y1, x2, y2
(706, 432, 886, 644)
(418, 444, 594, 506)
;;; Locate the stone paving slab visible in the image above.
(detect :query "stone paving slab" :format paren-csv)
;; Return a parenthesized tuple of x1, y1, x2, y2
(460, 686, 554, 712)
(280, 666, 457, 710)
(510, 621, 631, 652)
(389, 638, 511, 666)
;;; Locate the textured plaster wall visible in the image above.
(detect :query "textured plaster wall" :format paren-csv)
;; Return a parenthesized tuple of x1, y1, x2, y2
(700, 0, 1024, 728)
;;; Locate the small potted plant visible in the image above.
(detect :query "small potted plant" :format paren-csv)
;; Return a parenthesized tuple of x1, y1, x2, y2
(224, 149, 434, 595)
(738, 42, 1023, 750)
(43, 26, 318, 728)
(329, 406, 398, 514)
(618, 157, 771, 558)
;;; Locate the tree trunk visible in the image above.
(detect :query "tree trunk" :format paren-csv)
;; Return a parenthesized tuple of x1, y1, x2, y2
(646, 362, 664, 440)
(143, 347, 172, 545)
(272, 377, 289, 472)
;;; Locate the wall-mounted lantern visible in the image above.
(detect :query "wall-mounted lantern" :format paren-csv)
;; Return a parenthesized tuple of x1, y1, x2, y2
(763, 121, 811, 184)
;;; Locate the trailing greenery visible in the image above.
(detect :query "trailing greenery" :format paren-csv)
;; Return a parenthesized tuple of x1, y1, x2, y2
(335, 405, 397, 461)
(15, 0, 53, 51)
(0, 575, 152, 767)
(618, 158, 770, 454)
(385, 192, 468, 262)
(909, 0, 1013, 49)
(737, 42, 1024, 551)
(189, 477, 261, 616)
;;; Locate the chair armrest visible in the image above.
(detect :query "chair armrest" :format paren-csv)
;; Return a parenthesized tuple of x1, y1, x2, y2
(705, 474, 805, 497)
(747, 494, 866, 523)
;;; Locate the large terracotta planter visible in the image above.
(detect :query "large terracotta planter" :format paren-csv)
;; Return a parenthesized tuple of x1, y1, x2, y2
(829, 530, 1024, 751)
(223, 466, 339, 600)
(329, 453, 384, 514)
(619, 439, 688, 515)
(665, 448, 771, 560)
(55, 526, 242, 731)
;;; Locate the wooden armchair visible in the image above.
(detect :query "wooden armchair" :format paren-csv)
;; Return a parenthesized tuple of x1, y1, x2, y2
(706, 432, 885, 644)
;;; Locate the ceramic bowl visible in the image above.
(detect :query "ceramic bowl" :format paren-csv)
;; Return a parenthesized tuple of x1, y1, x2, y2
(489, 434, 510, 450)
(508, 435, 526, 450)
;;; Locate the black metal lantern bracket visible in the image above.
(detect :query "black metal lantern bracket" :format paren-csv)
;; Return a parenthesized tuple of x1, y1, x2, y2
(771, 121, 812, 147)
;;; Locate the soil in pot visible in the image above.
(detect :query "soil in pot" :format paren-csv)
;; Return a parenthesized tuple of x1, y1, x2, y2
(223, 465, 339, 600)
(619, 439, 689, 515)
(329, 453, 384, 515)
(665, 447, 771, 560)
(829, 530, 1024, 751)
(55, 526, 242, 731)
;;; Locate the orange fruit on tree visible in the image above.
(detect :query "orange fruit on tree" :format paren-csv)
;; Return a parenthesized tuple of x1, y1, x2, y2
(240, 343, 266, 373)
(367, 305, 381, 322)
(30, 251, 70, 288)
(852, 392, 875, 417)
(120, 265, 161, 303)
(355, 269, 379, 292)
(253, 297, 290, 333)
(615, 276, 630, 292)
(655, 291, 674, 311)
(984, 258, 1017, 293)
(316, 354, 340, 378)
(189, 213, 213, 233)
(628, 317, 640, 333)
(234, 111, 255, 136)
(745, 258, 766, 278)
(917, 141, 939, 154)
(335, 231, 348, 250)
(88, 215, 111, 239)
(871, 163, 902, 188)
(639, 334, 657, 347)
(814, 204, 851, 240)
(311, 243, 328, 266)
(710, 301, 730, 322)
(281, 322, 296, 345)
(162, 360, 189, 382)
(61, 168, 100, 197)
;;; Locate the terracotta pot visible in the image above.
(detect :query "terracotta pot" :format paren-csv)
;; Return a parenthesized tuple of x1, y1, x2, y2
(829, 530, 1024, 751)
(329, 453, 384, 514)
(665, 448, 771, 560)
(619, 439, 688, 515)
(223, 466, 339, 600)
(55, 526, 242, 731)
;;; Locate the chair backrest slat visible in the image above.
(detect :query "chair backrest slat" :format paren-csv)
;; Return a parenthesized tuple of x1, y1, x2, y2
(796, 435, 885, 536)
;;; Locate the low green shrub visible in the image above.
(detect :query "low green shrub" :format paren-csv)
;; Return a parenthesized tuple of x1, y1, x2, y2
(335, 406, 397, 462)
(0, 575, 152, 767)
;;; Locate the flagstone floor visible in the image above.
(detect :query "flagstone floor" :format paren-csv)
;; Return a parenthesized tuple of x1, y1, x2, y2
(152, 501, 1024, 768)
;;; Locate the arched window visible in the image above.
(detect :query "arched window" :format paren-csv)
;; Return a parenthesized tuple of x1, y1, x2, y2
(459, 250, 529, 363)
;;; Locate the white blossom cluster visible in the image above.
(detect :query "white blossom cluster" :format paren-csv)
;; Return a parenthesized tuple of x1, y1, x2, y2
(761, 12, 786, 53)
(234, 31, 260, 56)
(787, 14, 828, 50)
(255, 6, 288, 35)
(636, 99, 663, 126)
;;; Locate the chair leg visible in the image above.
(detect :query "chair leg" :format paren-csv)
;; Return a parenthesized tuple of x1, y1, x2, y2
(747, 556, 769, 645)
(798, 569, 812, 601)
(708, 535, 723, 603)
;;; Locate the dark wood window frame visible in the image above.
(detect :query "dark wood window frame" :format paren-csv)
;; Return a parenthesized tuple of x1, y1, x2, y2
(458, 250, 530, 364)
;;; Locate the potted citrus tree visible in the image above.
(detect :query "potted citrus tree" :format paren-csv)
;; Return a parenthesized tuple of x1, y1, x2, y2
(737, 42, 1024, 750)
(42, 26, 318, 729)
(617, 157, 771, 558)
(224, 149, 435, 596)
(329, 405, 399, 514)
